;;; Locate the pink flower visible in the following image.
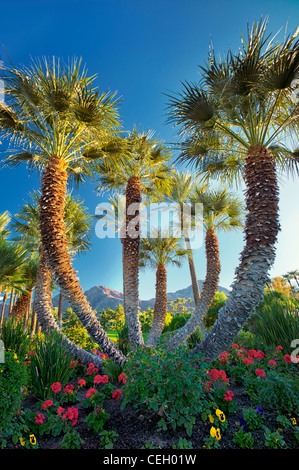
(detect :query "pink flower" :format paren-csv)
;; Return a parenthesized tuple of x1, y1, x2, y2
(87, 363, 98, 375)
(64, 384, 75, 394)
(112, 389, 123, 400)
(118, 372, 127, 384)
(86, 388, 97, 399)
(248, 349, 258, 358)
(242, 357, 254, 365)
(284, 354, 292, 363)
(255, 369, 266, 377)
(56, 406, 65, 414)
(207, 369, 229, 383)
(256, 350, 266, 359)
(41, 399, 53, 409)
(237, 352, 244, 358)
(101, 353, 109, 360)
(232, 344, 239, 349)
(35, 413, 45, 424)
(50, 382, 62, 393)
(224, 390, 234, 401)
(268, 360, 277, 366)
(93, 374, 109, 384)
(219, 352, 229, 364)
(78, 379, 86, 387)
(62, 407, 78, 426)
(276, 345, 283, 350)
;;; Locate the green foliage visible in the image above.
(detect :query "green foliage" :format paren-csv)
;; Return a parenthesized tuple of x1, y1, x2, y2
(29, 330, 74, 400)
(0, 350, 29, 441)
(0, 317, 32, 359)
(263, 427, 286, 449)
(62, 308, 98, 351)
(187, 325, 204, 349)
(233, 429, 254, 449)
(121, 347, 210, 436)
(172, 437, 193, 449)
(86, 407, 109, 434)
(204, 292, 227, 329)
(233, 328, 257, 350)
(248, 293, 299, 354)
(163, 312, 191, 332)
(139, 308, 154, 332)
(102, 358, 124, 382)
(244, 369, 299, 413)
(99, 305, 125, 332)
(242, 407, 263, 430)
(99, 430, 119, 449)
(116, 322, 131, 355)
(60, 429, 84, 449)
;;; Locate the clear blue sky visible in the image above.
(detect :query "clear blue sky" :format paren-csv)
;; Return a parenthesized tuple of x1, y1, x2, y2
(0, 0, 298, 300)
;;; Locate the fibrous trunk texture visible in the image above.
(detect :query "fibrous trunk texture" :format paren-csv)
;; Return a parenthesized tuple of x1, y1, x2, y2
(184, 233, 201, 306)
(194, 146, 280, 361)
(58, 290, 63, 328)
(0, 292, 8, 327)
(166, 229, 220, 350)
(123, 176, 144, 348)
(145, 264, 167, 347)
(35, 247, 105, 369)
(39, 156, 126, 365)
(9, 287, 33, 321)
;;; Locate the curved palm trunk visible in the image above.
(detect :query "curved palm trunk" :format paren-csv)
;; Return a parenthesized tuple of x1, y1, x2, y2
(39, 156, 126, 365)
(166, 229, 220, 350)
(184, 233, 201, 306)
(8, 288, 14, 316)
(195, 146, 280, 361)
(35, 247, 107, 369)
(123, 176, 144, 348)
(0, 292, 8, 327)
(146, 264, 167, 347)
(9, 286, 33, 321)
(58, 290, 63, 329)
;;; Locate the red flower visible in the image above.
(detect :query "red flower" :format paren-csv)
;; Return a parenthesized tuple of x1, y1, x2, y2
(255, 369, 266, 377)
(268, 360, 277, 366)
(86, 388, 97, 399)
(41, 399, 53, 409)
(219, 352, 229, 364)
(204, 380, 212, 392)
(207, 369, 229, 383)
(118, 372, 127, 384)
(78, 379, 86, 387)
(87, 363, 98, 375)
(224, 390, 234, 401)
(35, 413, 45, 424)
(62, 407, 79, 426)
(242, 357, 254, 365)
(64, 384, 75, 394)
(237, 352, 244, 358)
(56, 406, 65, 414)
(232, 344, 239, 349)
(101, 353, 109, 360)
(284, 354, 292, 363)
(276, 345, 283, 350)
(50, 382, 62, 393)
(256, 350, 266, 359)
(112, 389, 123, 400)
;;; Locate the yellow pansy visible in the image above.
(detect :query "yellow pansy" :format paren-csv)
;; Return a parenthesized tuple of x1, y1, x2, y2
(210, 426, 221, 440)
(14, 353, 18, 360)
(208, 414, 214, 423)
(216, 409, 226, 422)
(19, 437, 25, 446)
(29, 434, 37, 445)
(291, 417, 297, 426)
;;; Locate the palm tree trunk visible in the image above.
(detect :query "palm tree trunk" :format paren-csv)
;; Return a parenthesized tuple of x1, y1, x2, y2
(58, 290, 63, 329)
(39, 156, 126, 365)
(35, 246, 107, 369)
(194, 146, 280, 361)
(145, 264, 167, 347)
(9, 287, 33, 322)
(184, 233, 200, 306)
(0, 292, 8, 328)
(123, 176, 144, 348)
(8, 288, 14, 316)
(166, 229, 220, 350)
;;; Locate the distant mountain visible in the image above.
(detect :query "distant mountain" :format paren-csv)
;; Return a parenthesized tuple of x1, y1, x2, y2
(52, 281, 230, 313)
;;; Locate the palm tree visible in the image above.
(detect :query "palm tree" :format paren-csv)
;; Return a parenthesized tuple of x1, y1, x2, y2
(164, 170, 207, 307)
(0, 58, 126, 364)
(166, 187, 243, 350)
(167, 19, 299, 360)
(288, 270, 299, 288)
(11, 190, 93, 327)
(139, 229, 188, 347)
(0, 211, 11, 240)
(282, 272, 296, 295)
(95, 128, 172, 348)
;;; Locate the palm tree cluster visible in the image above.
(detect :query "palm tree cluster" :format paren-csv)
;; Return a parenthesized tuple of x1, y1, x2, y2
(0, 18, 298, 365)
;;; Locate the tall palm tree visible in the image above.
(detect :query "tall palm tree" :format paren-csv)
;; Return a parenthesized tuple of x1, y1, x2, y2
(11, 190, 93, 327)
(282, 272, 296, 295)
(167, 19, 299, 360)
(287, 269, 299, 288)
(164, 169, 207, 307)
(0, 58, 126, 363)
(96, 128, 172, 348)
(166, 187, 243, 350)
(139, 229, 188, 347)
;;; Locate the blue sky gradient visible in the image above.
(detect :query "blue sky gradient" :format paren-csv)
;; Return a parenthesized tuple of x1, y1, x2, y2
(0, 0, 298, 299)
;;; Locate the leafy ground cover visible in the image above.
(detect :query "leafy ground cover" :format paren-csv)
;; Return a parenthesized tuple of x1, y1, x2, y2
(1, 339, 298, 450)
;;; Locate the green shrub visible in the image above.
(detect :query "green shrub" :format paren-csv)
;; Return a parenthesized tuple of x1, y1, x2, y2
(242, 407, 263, 430)
(62, 308, 98, 351)
(204, 292, 227, 330)
(0, 350, 29, 441)
(163, 313, 191, 333)
(233, 429, 254, 449)
(116, 323, 131, 355)
(29, 329, 74, 400)
(121, 347, 210, 436)
(0, 317, 31, 359)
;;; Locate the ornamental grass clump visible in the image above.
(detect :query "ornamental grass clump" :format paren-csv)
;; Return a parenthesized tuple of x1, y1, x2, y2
(0, 317, 31, 360)
(29, 330, 74, 400)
